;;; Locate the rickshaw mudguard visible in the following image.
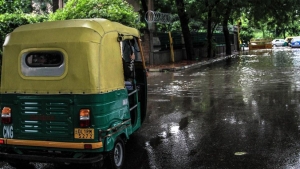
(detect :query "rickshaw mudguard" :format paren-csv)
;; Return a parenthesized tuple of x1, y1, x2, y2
(104, 128, 132, 152)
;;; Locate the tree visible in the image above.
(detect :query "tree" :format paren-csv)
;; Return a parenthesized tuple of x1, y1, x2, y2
(175, 0, 194, 60)
(245, 0, 300, 38)
(144, 0, 195, 60)
(239, 14, 254, 44)
(215, 0, 244, 55)
(205, 0, 220, 58)
(221, 2, 232, 55)
(153, 0, 178, 31)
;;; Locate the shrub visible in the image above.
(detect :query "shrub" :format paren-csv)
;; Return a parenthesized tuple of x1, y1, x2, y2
(0, 0, 32, 14)
(49, 0, 141, 28)
(0, 12, 47, 56)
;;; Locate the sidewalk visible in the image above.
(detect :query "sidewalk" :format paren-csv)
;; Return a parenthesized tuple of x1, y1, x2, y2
(146, 54, 239, 72)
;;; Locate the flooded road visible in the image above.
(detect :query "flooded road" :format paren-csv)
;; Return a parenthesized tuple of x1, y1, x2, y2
(2, 48, 300, 169)
(125, 48, 300, 169)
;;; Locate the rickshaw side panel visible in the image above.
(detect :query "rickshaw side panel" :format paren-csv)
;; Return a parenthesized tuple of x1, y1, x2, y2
(99, 32, 125, 92)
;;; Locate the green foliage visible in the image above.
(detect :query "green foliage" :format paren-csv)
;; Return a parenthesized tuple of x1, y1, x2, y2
(245, 0, 300, 38)
(0, 0, 32, 14)
(0, 13, 47, 56)
(153, 1, 205, 32)
(240, 26, 254, 43)
(49, 0, 141, 28)
(238, 15, 254, 43)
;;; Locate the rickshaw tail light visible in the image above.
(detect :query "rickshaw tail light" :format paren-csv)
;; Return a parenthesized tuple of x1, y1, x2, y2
(1, 107, 12, 124)
(79, 109, 90, 127)
(84, 144, 92, 149)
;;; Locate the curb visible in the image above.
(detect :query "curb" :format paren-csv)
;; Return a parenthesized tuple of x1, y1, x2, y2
(148, 54, 238, 72)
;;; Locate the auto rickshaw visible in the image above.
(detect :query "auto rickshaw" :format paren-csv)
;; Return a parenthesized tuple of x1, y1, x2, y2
(0, 18, 147, 168)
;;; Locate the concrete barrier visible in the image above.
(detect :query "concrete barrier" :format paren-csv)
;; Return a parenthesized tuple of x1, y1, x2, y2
(149, 44, 236, 65)
(249, 38, 272, 50)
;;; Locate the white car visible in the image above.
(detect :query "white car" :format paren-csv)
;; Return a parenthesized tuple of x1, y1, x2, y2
(272, 39, 285, 47)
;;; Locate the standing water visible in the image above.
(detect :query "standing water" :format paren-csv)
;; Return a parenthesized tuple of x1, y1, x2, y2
(135, 48, 300, 169)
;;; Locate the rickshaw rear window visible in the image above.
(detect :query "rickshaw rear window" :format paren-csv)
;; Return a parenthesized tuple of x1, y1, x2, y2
(21, 50, 66, 78)
(25, 52, 63, 67)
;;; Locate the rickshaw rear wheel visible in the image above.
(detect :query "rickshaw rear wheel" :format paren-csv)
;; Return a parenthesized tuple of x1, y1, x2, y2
(108, 137, 125, 169)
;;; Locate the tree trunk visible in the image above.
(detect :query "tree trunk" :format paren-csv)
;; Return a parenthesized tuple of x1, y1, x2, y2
(140, 0, 149, 32)
(223, 25, 231, 55)
(222, 6, 232, 55)
(206, 7, 212, 58)
(175, 0, 195, 60)
(140, 0, 148, 13)
(52, 0, 59, 12)
(205, 0, 220, 58)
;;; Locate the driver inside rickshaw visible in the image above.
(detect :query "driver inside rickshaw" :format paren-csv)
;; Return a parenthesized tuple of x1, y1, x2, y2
(122, 44, 135, 79)
(122, 39, 140, 83)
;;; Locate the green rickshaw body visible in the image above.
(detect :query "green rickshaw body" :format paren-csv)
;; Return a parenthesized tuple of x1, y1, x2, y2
(0, 18, 147, 166)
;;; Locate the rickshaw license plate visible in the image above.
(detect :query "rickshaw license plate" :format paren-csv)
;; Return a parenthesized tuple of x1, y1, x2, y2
(74, 128, 94, 139)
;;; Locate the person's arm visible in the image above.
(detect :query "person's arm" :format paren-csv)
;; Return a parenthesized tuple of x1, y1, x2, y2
(129, 46, 135, 71)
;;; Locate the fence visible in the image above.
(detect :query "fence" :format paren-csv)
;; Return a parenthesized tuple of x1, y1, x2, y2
(142, 31, 238, 65)
(153, 32, 235, 51)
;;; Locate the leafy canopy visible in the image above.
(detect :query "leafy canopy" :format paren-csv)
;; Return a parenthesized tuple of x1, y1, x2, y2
(49, 0, 141, 28)
(0, 0, 32, 14)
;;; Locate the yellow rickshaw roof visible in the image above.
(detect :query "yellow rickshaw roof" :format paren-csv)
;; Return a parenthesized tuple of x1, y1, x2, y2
(2, 18, 139, 94)
(13, 18, 140, 38)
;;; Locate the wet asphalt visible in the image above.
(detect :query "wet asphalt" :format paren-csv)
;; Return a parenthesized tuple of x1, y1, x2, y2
(124, 47, 300, 169)
(2, 47, 300, 169)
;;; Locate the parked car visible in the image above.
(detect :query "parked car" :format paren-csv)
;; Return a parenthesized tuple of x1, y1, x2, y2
(290, 37, 300, 48)
(272, 39, 285, 47)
